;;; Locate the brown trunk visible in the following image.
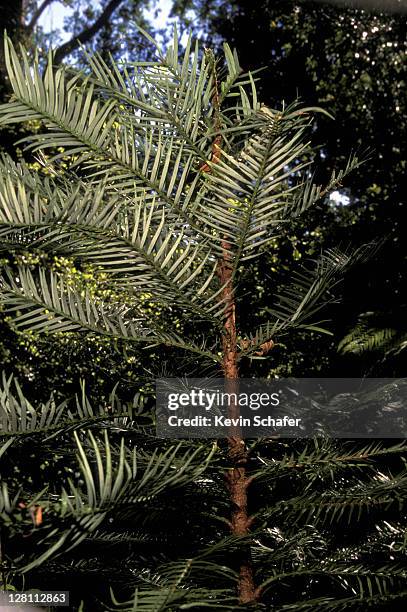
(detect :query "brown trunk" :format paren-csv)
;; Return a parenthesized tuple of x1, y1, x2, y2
(204, 47, 257, 604)
(218, 241, 257, 605)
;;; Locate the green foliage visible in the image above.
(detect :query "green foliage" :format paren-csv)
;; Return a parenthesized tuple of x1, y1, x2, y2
(0, 28, 357, 360)
(1, 376, 231, 608)
(2, 375, 407, 609)
(0, 25, 406, 611)
(339, 320, 397, 355)
(173, 0, 407, 378)
(338, 311, 407, 376)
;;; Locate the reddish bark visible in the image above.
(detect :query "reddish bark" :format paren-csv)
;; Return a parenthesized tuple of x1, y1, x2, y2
(203, 49, 258, 604)
(218, 242, 257, 605)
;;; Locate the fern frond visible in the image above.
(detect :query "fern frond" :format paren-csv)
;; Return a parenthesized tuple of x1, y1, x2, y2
(0, 266, 220, 361)
(0, 165, 224, 319)
(339, 323, 397, 355)
(266, 244, 376, 332)
(266, 469, 407, 526)
(197, 104, 313, 268)
(0, 374, 144, 438)
(253, 439, 407, 482)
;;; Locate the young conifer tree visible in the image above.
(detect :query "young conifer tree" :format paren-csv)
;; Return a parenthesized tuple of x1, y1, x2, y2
(1, 29, 407, 610)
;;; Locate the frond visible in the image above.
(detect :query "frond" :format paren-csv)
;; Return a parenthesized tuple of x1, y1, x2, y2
(266, 469, 407, 526)
(253, 439, 407, 483)
(339, 318, 397, 355)
(0, 162, 224, 321)
(265, 244, 377, 333)
(259, 563, 407, 596)
(0, 373, 143, 438)
(0, 39, 204, 239)
(238, 321, 278, 360)
(108, 552, 237, 610)
(1, 427, 217, 573)
(109, 585, 236, 611)
(197, 103, 313, 268)
(0, 266, 220, 361)
(0, 34, 262, 253)
(82, 29, 213, 160)
(288, 151, 364, 218)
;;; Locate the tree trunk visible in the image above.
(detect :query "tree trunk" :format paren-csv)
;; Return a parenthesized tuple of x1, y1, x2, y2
(218, 241, 257, 605)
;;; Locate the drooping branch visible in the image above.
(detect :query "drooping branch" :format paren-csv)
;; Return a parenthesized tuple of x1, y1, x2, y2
(26, 0, 56, 33)
(53, 0, 125, 64)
